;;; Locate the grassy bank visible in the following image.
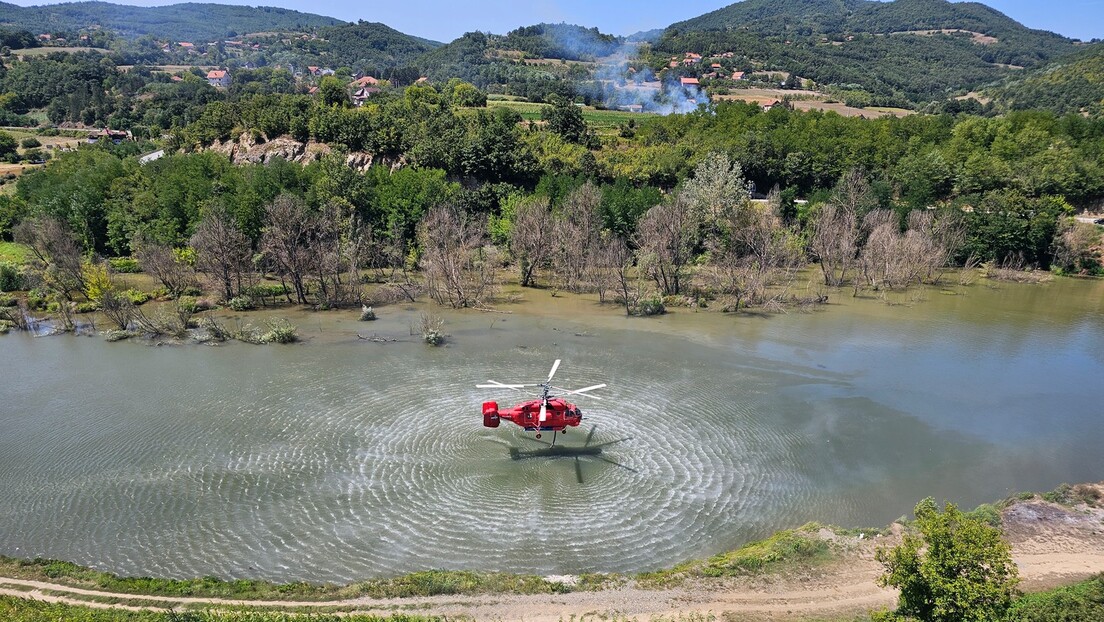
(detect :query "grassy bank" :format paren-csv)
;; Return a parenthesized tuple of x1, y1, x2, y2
(0, 596, 446, 621)
(0, 557, 603, 601)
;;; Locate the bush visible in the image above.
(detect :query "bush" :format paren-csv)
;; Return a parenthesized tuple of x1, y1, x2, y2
(124, 289, 152, 305)
(0, 262, 24, 292)
(260, 318, 297, 344)
(359, 305, 376, 321)
(1009, 573, 1104, 622)
(0, 293, 15, 308)
(19, 137, 40, 149)
(108, 257, 141, 273)
(635, 294, 666, 316)
(227, 295, 255, 311)
(75, 301, 99, 313)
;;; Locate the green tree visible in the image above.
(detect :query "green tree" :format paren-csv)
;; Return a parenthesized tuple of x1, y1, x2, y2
(541, 95, 589, 145)
(876, 497, 1019, 622)
(0, 131, 16, 160)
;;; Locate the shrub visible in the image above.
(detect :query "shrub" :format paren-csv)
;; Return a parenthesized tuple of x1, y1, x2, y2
(102, 329, 132, 342)
(260, 318, 298, 344)
(19, 137, 40, 149)
(227, 295, 255, 311)
(703, 526, 831, 576)
(359, 305, 376, 321)
(0, 293, 15, 308)
(124, 289, 152, 305)
(0, 262, 24, 292)
(108, 257, 141, 273)
(635, 294, 666, 316)
(75, 301, 99, 313)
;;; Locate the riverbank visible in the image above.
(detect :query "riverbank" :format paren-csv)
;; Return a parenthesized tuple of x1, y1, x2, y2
(1, 484, 1102, 621)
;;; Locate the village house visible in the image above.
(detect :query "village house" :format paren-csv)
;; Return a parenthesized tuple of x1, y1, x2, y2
(350, 76, 380, 88)
(352, 87, 381, 106)
(206, 69, 231, 88)
(679, 77, 700, 87)
(731, 71, 745, 80)
(86, 129, 130, 144)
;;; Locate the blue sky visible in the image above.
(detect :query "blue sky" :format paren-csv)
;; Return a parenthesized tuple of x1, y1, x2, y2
(8, 0, 1103, 42)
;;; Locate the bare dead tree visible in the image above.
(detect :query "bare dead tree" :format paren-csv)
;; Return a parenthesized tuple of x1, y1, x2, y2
(810, 201, 858, 287)
(190, 203, 253, 302)
(605, 234, 642, 315)
(13, 216, 86, 300)
(634, 195, 697, 296)
(709, 197, 805, 310)
(509, 196, 554, 288)
(99, 290, 135, 330)
(552, 183, 603, 292)
(811, 169, 877, 287)
(261, 194, 312, 304)
(418, 205, 498, 308)
(308, 202, 367, 308)
(135, 238, 197, 298)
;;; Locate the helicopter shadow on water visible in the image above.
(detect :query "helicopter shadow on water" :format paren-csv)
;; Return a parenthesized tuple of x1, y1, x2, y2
(505, 425, 636, 484)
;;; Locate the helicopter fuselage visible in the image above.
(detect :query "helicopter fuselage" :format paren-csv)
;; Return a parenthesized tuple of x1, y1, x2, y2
(482, 399, 582, 432)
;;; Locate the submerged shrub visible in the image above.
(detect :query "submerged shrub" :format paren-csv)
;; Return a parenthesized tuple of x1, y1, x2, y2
(359, 305, 376, 321)
(260, 318, 298, 344)
(227, 295, 255, 311)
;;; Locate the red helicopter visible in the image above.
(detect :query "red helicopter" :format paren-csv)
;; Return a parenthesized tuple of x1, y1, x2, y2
(478, 359, 606, 446)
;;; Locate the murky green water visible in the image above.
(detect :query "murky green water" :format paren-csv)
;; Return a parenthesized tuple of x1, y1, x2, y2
(2, 277, 1103, 583)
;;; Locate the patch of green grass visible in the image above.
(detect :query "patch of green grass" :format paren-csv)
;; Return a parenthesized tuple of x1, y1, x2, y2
(0, 242, 30, 264)
(702, 524, 833, 577)
(1009, 573, 1104, 621)
(0, 595, 448, 621)
(478, 100, 657, 128)
(344, 570, 576, 598)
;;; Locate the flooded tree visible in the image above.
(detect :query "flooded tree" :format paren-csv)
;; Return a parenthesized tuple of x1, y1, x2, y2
(552, 183, 603, 293)
(635, 194, 696, 296)
(260, 194, 312, 305)
(13, 216, 86, 301)
(309, 201, 367, 308)
(190, 202, 253, 302)
(418, 205, 498, 308)
(509, 196, 554, 288)
(135, 238, 198, 299)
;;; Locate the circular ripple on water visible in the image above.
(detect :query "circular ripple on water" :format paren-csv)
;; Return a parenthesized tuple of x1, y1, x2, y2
(1, 331, 837, 583)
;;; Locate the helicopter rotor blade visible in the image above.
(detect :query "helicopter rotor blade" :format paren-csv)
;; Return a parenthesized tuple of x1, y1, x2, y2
(575, 456, 584, 484)
(477, 381, 531, 390)
(546, 359, 561, 383)
(560, 383, 606, 399)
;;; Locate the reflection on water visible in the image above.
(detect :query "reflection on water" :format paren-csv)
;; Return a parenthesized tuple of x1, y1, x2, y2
(1, 277, 1103, 583)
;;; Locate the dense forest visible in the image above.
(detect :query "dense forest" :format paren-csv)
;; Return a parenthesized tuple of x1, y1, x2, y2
(656, 0, 1077, 105)
(0, 1, 344, 41)
(985, 42, 1104, 116)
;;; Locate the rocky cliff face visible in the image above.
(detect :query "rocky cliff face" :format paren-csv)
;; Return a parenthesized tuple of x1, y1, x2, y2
(208, 134, 405, 172)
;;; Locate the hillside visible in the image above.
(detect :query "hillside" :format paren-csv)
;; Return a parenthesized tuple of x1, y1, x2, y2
(0, 1, 344, 41)
(415, 24, 621, 102)
(315, 21, 441, 70)
(658, 0, 1077, 105)
(985, 42, 1104, 116)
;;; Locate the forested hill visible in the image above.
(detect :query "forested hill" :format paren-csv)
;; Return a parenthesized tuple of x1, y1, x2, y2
(985, 42, 1104, 116)
(316, 22, 441, 70)
(657, 0, 1077, 105)
(0, 1, 345, 40)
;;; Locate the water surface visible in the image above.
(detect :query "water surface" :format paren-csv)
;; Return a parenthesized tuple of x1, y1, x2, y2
(2, 277, 1103, 583)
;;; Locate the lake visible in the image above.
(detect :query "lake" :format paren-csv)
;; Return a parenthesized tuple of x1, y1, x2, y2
(2, 276, 1103, 583)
